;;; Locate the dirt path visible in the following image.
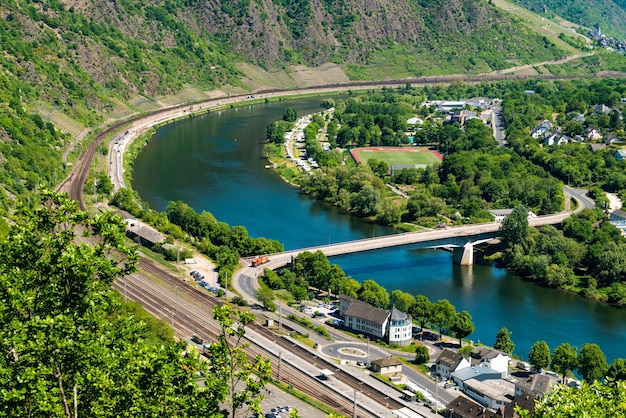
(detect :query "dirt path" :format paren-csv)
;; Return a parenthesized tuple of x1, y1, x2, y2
(486, 52, 595, 75)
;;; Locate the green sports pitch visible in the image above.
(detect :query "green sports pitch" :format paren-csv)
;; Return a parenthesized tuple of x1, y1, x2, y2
(350, 147, 443, 166)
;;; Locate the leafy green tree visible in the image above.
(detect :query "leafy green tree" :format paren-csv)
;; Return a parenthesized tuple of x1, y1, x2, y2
(390, 290, 415, 313)
(357, 279, 390, 309)
(531, 381, 626, 417)
(494, 327, 515, 354)
(451, 310, 475, 347)
(500, 205, 530, 249)
(551, 343, 578, 383)
(254, 287, 277, 312)
(0, 192, 229, 417)
(607, 358, 626, 384)
(414, 344, 430, 365)
(578, 343, 608, 383)
(529, 341, 551, 371)
(431, 299, 457, 338)
(283, 107, 298, 122)
(210, 305, 272, 418)
(410, 295, 433, 337)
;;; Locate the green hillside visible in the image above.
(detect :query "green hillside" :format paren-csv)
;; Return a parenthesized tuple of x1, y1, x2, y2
(0, 0, 624, 212)
(510, 0, 626, 40)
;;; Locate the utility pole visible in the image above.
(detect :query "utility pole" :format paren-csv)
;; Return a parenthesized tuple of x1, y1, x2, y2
(352, 389, 358, 418)
(279, 299, 282, 330)
(278, 351, 282, 381)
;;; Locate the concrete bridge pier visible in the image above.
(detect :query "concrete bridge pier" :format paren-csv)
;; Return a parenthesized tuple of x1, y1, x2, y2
(452, 242, 474, 266)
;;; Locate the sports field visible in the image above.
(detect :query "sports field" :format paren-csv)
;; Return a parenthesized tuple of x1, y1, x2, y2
(350, 147, 443, 166)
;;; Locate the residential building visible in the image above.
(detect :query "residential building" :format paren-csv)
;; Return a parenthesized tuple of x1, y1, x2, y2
(530, 120, 552, 139)
(388, 308, 413, 346)
(340, 296, 389, 339)
(609, 209, 626, 233)
(435, 348, 471, 380)
(584, 127, 602, 141)
(588, 143, 607, 152)
(496, 392, 537, 418)
(512, 373, 556, 399)
(338, 295, 413, 345)
(447, 396, 497, 418)
(370, 357, 403, 378)
(463, 377, 516, 410)
(470, 347, 511, 377)
(614, 150, 626, 161)
(406, 116, 424, 126)
(593, 104, 612, 115)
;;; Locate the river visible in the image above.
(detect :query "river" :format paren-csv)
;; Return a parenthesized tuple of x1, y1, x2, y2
(131, 96, 626, 364)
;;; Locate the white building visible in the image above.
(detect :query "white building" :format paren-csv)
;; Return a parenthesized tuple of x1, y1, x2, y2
(338, 295, 413, 345)
(469, 347, 511, 377)
(388, 308, 413, 346)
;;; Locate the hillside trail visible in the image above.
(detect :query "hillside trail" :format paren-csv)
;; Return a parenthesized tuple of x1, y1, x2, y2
(485, 51, 595, 75)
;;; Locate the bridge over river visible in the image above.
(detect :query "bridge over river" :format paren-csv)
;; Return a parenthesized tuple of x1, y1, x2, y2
(234, 186, 595, 299)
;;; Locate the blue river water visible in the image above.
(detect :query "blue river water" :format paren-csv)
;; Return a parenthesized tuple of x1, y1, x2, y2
(131, 96, 626, 364)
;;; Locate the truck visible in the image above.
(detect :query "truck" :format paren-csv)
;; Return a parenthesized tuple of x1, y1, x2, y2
(251, 256, 269, 267)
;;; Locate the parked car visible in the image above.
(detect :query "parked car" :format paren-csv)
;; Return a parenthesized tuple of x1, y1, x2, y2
(191, 334, 203, 345)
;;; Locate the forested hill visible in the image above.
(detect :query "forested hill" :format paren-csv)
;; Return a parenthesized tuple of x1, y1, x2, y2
(510, 0, 626, 40)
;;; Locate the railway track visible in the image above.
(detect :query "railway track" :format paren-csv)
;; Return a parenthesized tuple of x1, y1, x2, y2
(135, 259, 406, 407)
(115, 265, 377, 417)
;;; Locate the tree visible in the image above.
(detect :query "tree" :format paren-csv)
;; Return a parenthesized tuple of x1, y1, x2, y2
(451, 310, 475, 347)
(494, 327, 515, 354)
(390, 290, 415, 313)
(500, 205, 529, 249)
(528, 340, 551, 371)
(607, 358, 626, 384)
(254, 287, 277, 311)
(410, 295, 433, 338)
(357, 279, 390, 308)
(0, 192, 228, 417)
(431, 299, 457, 338)
(531, 381, 626, 417)
(551, 343, 578, 383)
(283, 107, 297, 122)
(414, 344, 430, 365)
(210, 305, 272, 418)
(578, 343, 608, 383)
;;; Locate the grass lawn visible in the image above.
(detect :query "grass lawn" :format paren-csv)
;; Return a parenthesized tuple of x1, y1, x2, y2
(351, 147, 442, 166)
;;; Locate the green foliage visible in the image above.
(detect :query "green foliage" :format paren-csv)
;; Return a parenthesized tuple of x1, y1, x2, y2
(578, 343, 608, 383)
(551, 343, 578, 382)
(451, 310, 475, 347)
(494, 327, 515, 355)
(532, 380, 626, 417)
(0, 192, 230, 416)
(254, 287, 277, 311)
(165, 201, 283, 267)
(209, 305, 272, 417)
(357, 279, 390, 309)
(431, 299, 457, 337)
(500, 205, 530, 249)
(529, 340, 551, 370)
(414, 344, 430, 365)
